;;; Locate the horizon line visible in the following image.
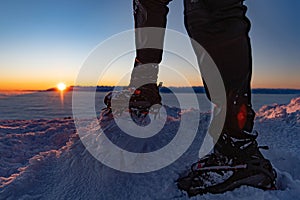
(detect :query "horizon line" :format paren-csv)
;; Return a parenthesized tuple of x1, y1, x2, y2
(1, 85, 300, 92)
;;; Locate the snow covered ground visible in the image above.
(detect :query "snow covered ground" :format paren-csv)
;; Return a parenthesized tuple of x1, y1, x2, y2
(0, 96, 299, 199)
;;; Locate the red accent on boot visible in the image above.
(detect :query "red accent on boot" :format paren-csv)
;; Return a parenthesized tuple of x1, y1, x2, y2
(197, 162, 202, 169)
(237, 104, 247, 129)
(134, 89, 141, 95)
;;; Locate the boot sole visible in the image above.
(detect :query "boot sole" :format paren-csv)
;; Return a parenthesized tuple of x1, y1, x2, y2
(179, 171, 275, 196)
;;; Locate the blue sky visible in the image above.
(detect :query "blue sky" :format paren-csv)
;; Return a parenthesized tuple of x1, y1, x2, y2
(0, 0, 299, 90)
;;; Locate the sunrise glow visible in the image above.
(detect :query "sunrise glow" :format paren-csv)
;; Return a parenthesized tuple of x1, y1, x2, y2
(57, 83, 67, 91)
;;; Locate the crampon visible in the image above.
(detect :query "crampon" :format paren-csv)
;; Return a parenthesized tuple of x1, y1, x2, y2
(177, 132, 277, 196)
(177, 157, 277, 196)
(102, 83, 162, 123)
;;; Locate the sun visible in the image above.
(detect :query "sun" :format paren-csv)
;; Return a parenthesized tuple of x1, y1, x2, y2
(57, 82, 67, 91)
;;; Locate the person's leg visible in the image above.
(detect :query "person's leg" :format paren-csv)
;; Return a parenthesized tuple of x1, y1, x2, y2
(128, 0, 173, 111)
(104, 0, 172, 112)
(177, 0, 276, 195)
(184, 0, 255, 140)
(130, 0, 172, 88)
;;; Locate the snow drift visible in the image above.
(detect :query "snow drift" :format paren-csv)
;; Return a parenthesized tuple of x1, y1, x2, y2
(0, 97, 299, 199)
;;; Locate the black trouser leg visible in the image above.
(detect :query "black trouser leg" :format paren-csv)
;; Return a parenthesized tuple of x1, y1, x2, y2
(130, 0, 172, 87)
(184, 0, 255, 138)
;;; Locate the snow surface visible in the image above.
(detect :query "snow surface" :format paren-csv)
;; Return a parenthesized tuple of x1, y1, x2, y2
(0, 97, 299, 200)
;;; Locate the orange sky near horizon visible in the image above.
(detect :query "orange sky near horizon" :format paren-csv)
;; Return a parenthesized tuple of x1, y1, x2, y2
(1, 74, 299, 91)
(0, 76, 75, 91)
(1, 60, 300, 91)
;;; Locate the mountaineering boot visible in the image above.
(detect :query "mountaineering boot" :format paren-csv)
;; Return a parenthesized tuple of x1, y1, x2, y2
(129, 82, 162, 117)
(177, 131, 277, 196)
(103, 60, 162, 118)
(103, 82, 162, 119)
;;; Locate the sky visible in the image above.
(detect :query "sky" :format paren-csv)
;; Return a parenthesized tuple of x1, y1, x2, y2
(0, 0, 299, 90)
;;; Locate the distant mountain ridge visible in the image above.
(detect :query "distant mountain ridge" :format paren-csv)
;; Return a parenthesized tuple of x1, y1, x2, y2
(44, 86, 300, 94)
